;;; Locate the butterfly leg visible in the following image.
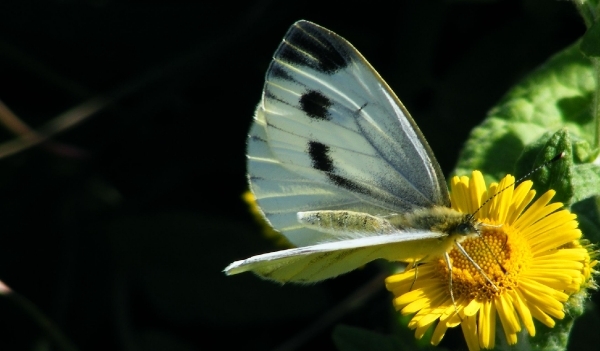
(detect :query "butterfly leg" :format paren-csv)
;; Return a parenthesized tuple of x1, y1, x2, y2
(474, 230, 508, 274)
(443, 252, 459, 313)
(408, 259, 422, 291)
(454, 241, 499, 291)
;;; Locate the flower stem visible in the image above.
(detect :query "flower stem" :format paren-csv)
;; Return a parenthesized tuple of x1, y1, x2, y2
(573, 0, 597, 27)
(0, 281, 80, 351)
(593, 58, 600, 151)
(573, 0, 600, 150)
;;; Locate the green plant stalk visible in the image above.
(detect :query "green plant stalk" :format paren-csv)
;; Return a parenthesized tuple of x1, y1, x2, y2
(594, 58, 600, 151)
(0, 283, 80, 351)
(576, 0, 600, 150)
(573, 0, 597, 27)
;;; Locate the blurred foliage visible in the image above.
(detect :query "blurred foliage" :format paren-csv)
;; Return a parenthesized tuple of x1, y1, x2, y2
(0, 1, 596, 351)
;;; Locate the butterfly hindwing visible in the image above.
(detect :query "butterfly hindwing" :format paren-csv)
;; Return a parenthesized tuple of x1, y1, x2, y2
(225, 230, 446, 283)
(248, 20, 449, 247)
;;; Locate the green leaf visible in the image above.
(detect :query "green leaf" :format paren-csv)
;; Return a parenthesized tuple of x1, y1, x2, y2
(454, 41, 596, 182)
(581, 21, 600, 57)
(526, 286, 594, 351)
(332, 325, 443, 351)
(332, 326, 402, 351)
(572, 163, 600, 202)
(573, 137, 596, 162)
(453, 25, 600, 351)
(572, 0, 600, 28)
(513, 129, 574, 205)
(572, 195, 600, 244)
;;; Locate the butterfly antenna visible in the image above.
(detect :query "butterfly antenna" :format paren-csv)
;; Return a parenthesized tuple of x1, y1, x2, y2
(467, 152, 565, 222)
(468, 152, 565, 272)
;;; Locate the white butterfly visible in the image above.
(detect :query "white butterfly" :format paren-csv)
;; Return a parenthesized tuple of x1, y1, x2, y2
(224, 20, 480, 283)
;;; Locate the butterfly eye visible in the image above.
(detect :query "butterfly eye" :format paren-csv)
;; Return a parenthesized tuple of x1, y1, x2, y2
(455, 222, 476, 236)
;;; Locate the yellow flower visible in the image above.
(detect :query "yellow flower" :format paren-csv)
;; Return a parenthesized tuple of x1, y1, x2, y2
(385, 171, 595, 351)
(242, 191, 292, 247)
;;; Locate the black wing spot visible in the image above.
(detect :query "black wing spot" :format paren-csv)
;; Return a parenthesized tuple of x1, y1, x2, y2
(269, 64, 295, 81)
(308, 141, 371, 195)
(300, 90, 331, 120)
(328, 174, 371, 195)
(276, 22, 350, 74)
(308, 141, 333, 172)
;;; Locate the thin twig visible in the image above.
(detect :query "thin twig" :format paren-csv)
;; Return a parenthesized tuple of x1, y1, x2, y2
(272, 271, 388, 351)
(0, 98, 107, 159)
(0, 280, 80, 351)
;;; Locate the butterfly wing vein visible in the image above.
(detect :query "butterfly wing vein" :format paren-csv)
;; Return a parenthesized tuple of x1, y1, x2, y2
(231, 20, 452, 283)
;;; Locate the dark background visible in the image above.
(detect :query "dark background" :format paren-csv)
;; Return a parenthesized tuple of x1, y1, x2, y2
(0, 1, 596, 350)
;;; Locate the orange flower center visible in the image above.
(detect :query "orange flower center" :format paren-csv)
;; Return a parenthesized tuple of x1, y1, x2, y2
(435, 222, 533, 300)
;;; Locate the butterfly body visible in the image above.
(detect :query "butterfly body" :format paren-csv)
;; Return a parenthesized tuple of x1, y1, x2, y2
(225, 20, 479, 283)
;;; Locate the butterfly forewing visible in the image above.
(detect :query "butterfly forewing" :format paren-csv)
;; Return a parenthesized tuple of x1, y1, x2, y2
(248, 111, 367, 245)
(226, 230, 446, 283)
(248, 21, 449, 247)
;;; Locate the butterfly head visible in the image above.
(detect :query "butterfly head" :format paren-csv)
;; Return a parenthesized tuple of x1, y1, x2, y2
(454, 216, 480, 236)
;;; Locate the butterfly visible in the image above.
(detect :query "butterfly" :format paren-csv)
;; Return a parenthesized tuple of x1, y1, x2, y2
(224, 20, 481, 284)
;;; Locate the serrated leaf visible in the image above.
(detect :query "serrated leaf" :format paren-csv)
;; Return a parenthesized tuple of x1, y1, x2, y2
(572, 196, 600, 244)
(514, 129, 574, 205)
(526, 285, 593, 351)
(572, 163, 600, 202)
(573, 138, 597, 162)
(581, 21, 600, 57)
(454, 41, 596, 181)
